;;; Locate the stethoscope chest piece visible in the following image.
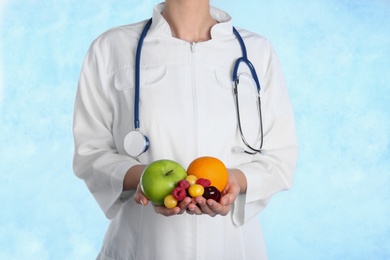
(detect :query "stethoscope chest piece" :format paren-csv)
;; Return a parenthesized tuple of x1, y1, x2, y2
(124, 130, 150, 157)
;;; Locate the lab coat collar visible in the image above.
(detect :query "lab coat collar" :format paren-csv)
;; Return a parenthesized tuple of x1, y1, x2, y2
(149, 2, 233, 40)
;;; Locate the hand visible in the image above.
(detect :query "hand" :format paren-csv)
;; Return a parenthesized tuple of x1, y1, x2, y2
(186, 171, 241, 217)
(134, 183, 149, 206)
(135, 169, 245, 217)
(134, 184, 192, 216)
(153, 197, 192, 216)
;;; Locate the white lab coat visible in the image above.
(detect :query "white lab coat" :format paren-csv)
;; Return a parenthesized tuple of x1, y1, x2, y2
(73, 3, 298, 260)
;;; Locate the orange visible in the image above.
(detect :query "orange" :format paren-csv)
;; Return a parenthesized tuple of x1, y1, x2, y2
(187, 156, 228, 192)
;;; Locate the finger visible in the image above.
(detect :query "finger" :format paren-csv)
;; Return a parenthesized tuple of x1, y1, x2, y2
(154, 204, 181, 216)
(139, 197, 149, 206)
(177, 197, 192, 214)
(206, 200, 231, 216)
(186, 208, 195, 215)
(219, 192, 236, 207)
(134, 191, 148, 206)
(135, 197, 148, 206)
(195, 197, 217, 217)
(153, 197, 192, 216)
(186, 202, 203, 215)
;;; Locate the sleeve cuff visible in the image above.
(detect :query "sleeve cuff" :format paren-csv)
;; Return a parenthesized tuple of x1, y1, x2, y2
(105, 161, 139, 219)
(231, 163, 269, 226)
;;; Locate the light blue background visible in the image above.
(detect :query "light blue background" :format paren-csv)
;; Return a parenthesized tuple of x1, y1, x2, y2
(1, 1, 389, 259)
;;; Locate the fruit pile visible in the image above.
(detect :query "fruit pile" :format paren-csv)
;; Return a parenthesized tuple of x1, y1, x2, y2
(164, 174, 222, 209)
(140, 156, 228, 209)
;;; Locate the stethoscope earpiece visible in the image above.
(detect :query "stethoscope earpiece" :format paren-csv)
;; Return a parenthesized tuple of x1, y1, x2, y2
(124, 130, 150, 157)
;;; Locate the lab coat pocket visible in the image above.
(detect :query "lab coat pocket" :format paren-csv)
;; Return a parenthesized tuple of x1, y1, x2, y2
(114, 66, 167, 91)
(213, 68, 234, 91)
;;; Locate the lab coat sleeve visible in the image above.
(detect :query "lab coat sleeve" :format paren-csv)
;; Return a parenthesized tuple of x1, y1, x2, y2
(73, 40, 139, 219)
(232, 42, 298, 226)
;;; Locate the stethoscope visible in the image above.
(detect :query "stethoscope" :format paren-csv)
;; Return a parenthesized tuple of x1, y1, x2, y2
(124, 18, 264, 157)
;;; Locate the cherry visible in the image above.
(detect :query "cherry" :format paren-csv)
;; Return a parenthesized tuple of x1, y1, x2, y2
(202, 186, 221, 202)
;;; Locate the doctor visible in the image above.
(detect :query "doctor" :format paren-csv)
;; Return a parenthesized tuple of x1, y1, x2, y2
(73, 0, 298, 259)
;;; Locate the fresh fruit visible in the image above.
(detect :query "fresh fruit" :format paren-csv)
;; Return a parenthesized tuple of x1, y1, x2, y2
(177, 179, 190, 190)
(187, 156, 228, 192)
(203, 186, 221, 202)
(140, 159, 187, 205)
(172, 187, 186, 201)
(196, 178, 211, 188)
(188, 184, 205, 197)
(186, 175, 198, 185)
(164, 194, 178, 209)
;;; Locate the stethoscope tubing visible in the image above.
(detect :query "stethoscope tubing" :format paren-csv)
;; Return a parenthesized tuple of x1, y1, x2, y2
(233, 85, 264, 154)
(134, 18, 153, 130)
(232, 27, 261, 93)
(232, 27, 264, 153)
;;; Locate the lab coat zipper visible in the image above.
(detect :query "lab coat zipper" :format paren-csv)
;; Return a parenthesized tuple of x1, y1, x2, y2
(189, 41, 199, 260)
(190, 42, 198, 155)
(190, 42, 196, 53)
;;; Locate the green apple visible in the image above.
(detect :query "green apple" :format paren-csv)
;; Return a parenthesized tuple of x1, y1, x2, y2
(140, 159, 187, 205)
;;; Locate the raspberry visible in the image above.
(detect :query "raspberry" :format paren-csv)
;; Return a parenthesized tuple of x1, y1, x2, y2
(172, 187, 187, 201)
(196, 178, 211, 188)
(177, 179, 190, 190)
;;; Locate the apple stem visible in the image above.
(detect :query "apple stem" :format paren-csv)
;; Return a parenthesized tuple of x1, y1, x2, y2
(165, 170, 174, 176)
